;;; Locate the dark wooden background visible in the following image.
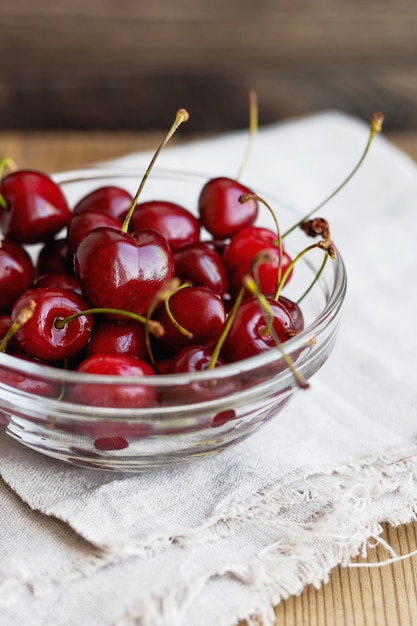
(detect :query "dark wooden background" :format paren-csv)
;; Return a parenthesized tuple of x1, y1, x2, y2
(1, 0, 417, 133)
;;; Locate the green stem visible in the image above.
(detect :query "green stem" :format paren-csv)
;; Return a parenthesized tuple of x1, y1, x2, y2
(243, 276, 309, 390)
(121, 109, 189, 233)
(55, 307, 163, 337)
(282, 112, 384, 239)
(208, 286, 246, 369)
(274, 242, 324, 301)
(296, 254, 329, 304)
(0, 322, 19, 353)
(164, 285, 193, 340)
(236, 90, 258, 180)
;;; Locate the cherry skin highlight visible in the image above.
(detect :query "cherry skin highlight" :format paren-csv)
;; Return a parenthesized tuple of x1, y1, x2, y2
(85, 318, 149, 361)
(0, 240, 36, 313)
(127, 200, 200, 251)
(73, 185, 133, 221)
(173, 242, 229, 296)
(223, 226, 293, 297)
(11, 287, 93, 362)
(152, 285, 226, 355)
(0, 170, 71, 244)
(69, 354, 157, 408)
(74, 226, 174, 317)
(198, 177, 258, 239)
(221, 296, 295, 363)
(67, 211, 122, 259)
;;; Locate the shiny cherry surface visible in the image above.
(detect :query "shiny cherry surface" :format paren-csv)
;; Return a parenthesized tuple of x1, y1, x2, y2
(0, 170, 71, 243)
(74, 226, 174, 316)
(221, 296, 295, 362)
(11, 287, 93, 361)
(0, 240, 36, 313)
(128, 200, 200, 250)
(198, 176, 258, 239)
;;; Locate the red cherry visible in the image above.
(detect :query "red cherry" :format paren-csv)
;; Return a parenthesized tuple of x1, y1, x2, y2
(35, 272, 83, 295)
(36, 238, 72, 276)
(223, 226, 293, 297)
(198, 177, 258, 239)
(85, 318, 148, 361)
(73, 185, 133, 221)
(152, 286, 226, 355)
(173, 242, 229, 296)
(278, 295, 304, 332)
(0, 314, 23, 354)
(161, 346, 240, 406)
(0, 240, 36, 313)
(67, 211, 122, 259)
(11, 287, 93, 361)
(69, 354, 157, 408)
(127, 200, 200, 251)
(74, 227, 174, 317)
(0, 170, 71, 243)
(221, 296, 295, 362)
(167, 345, 225, 373)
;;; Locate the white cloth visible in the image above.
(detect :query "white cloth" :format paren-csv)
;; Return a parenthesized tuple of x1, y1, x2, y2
(1, 111, 417, 626)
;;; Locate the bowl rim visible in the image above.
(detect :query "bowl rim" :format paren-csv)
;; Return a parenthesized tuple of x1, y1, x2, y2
(0, 167, 347, 387)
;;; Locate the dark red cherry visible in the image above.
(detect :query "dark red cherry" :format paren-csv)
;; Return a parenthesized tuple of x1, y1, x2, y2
(74, 227, 174, 317)
(69, 354, 157, 408)
(127, 200, 200, 251)
(85, 318, 148, 361)
(221, 296, 295, 363)
(161, 345, 240, 406)
(198, 177, 258, 239)
(278, 295, 304, 332)
(73, 185, 133, 221)
(167, 345, 225, 373)
(67, 211, 122, 259)
(0, 170, 71, 243)
(0, 240, 36, 313)
(35, 272, 82, 295)
(223, 226, 293, 297)
(11, 287, 93, 361)
(0, 314, 23, 353)
(173, 242, 229, 296)
(36, 238, 72, 276)
(152, 286, 226, 355)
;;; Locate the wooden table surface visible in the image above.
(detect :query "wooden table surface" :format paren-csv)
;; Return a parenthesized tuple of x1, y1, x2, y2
(1, 128, 417, 626)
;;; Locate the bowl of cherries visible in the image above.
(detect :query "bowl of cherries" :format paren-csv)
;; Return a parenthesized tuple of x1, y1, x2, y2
(0, 109, 376, 471)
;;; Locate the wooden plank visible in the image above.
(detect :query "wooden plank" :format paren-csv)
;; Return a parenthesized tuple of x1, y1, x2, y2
(0, 0, 417, 133)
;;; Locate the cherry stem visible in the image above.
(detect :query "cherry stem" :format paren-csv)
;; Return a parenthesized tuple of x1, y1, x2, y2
(240, 192, 283, 289)
(208, 285, 246, 369)
(0, 157, 17, 210)
(55, 307, 164, 338)
(243, 276, 275, 336)
(282, 112, 384, 239)
(163, 282, 193, 340)
(296, 254, 329, 304)
(121, 109, 189, 233)
(144, 277, 184, 368)
(274, 240, 335, 301)
(236, 90, 258, 180)
(243, 276, 309, 390)
(0, 300, 36, 353)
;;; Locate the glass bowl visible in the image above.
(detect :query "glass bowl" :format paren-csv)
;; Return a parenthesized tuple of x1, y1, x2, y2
(0, 168, 347, 471)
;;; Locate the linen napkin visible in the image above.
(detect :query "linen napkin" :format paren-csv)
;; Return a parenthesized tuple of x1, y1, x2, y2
(1, 110, 417, 626)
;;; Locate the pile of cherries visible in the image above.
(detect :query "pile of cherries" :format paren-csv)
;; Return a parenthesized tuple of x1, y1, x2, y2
(0, 164, 312, 387)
